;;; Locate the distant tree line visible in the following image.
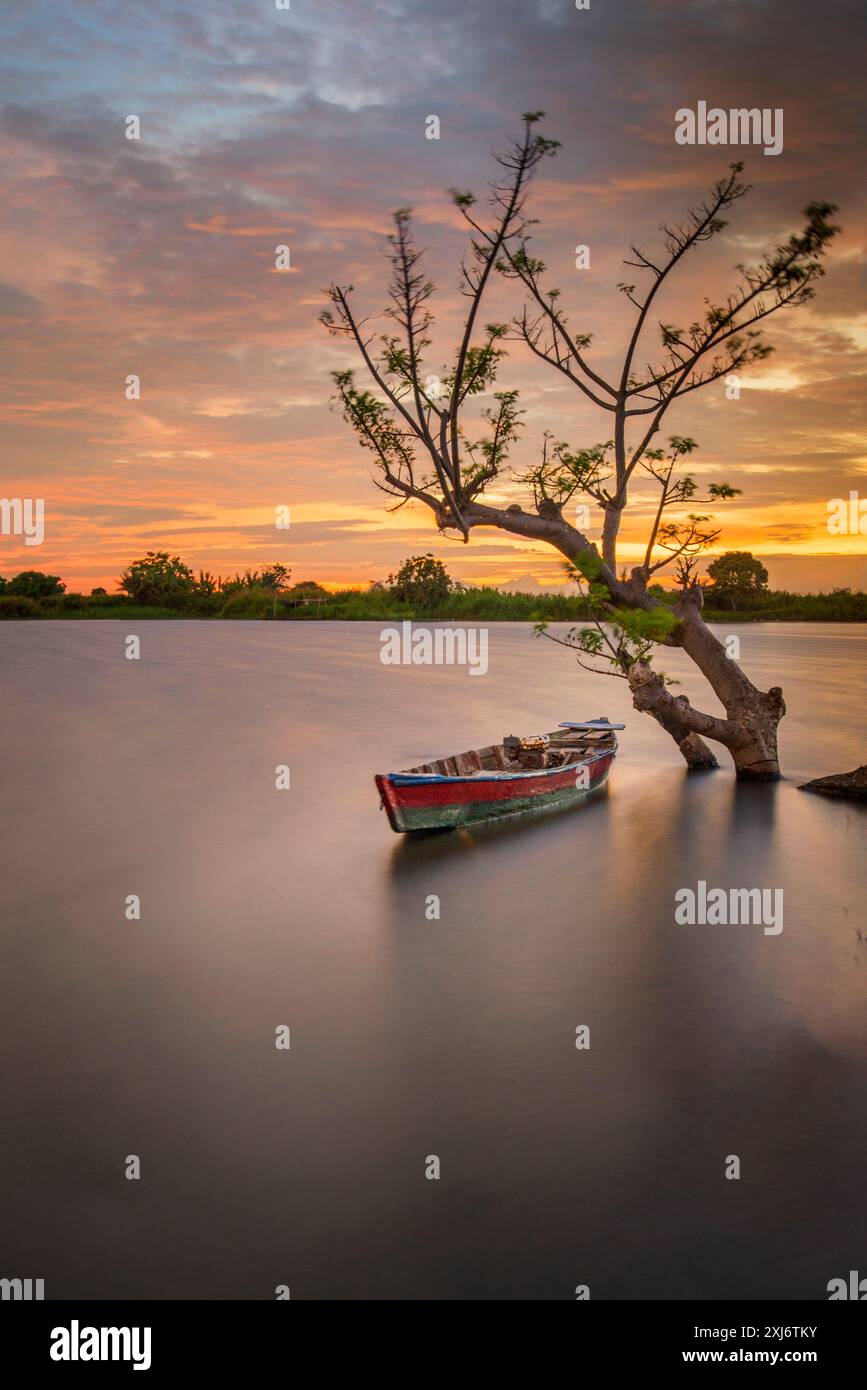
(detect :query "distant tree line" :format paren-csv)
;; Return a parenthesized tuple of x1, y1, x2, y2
(0, 550, 865, 621)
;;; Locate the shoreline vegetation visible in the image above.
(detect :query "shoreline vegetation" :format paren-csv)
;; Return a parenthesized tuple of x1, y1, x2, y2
(2, 587, 865, 625)
(1, 550, 864, 624)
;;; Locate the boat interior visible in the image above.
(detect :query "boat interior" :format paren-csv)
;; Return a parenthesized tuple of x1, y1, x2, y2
(404, 726, 618, 777)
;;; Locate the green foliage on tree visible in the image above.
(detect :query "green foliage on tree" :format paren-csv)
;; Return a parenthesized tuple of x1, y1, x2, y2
(217, 564, 290, 597)
(195, 571, 219, 597)
(260, 563, 291, 591)
(706, 551, 769, 609)
(536, 557, 678, 680)
(119, 551, 196, 608)
(285, 580, 328, 601)
(4, 570, 65, 598)
(388, 554, 453, 608)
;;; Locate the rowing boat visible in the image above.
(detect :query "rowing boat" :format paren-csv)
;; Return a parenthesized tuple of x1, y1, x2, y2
(375, 719, 624, 833)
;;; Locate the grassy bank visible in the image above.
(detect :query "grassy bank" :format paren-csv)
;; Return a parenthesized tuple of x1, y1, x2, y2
(3, 586, 866, 622)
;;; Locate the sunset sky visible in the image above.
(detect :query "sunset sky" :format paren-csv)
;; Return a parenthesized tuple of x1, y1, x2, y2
(1, 0, 865, 594)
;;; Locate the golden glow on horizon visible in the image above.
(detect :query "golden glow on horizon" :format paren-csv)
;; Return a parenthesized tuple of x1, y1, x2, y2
(2, 13, 865, 597)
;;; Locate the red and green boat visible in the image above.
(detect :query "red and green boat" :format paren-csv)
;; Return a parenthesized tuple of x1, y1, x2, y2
(375, 719, 624, 833)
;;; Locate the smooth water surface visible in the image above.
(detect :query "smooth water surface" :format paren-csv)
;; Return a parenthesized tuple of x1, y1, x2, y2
(1, 621, 865, 1298)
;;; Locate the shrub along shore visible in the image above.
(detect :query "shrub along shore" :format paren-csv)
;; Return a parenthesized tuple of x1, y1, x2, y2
(2, 551, 864, 622)
(1, 584, 865, 624)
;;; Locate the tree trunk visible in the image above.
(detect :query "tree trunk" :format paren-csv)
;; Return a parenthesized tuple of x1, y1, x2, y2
(631, 686, 720, 770)
(601, 503, 623, 571)
(627, 592, 786, 780)
(460, 503, 786, 778)
(673, 597, 785, 779)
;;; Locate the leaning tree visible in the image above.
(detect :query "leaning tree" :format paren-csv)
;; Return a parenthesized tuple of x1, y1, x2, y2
(321, 114, 839, 778)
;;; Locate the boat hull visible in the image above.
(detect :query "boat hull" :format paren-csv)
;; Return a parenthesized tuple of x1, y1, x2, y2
(376, 750, 615, 833)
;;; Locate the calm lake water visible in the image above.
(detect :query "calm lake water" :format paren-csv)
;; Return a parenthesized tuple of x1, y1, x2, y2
(1, 621, 866, 1299)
